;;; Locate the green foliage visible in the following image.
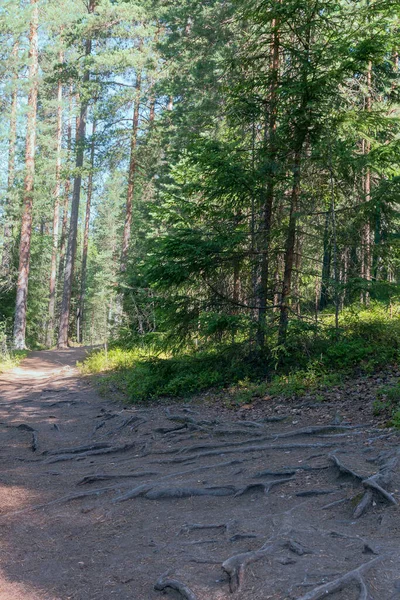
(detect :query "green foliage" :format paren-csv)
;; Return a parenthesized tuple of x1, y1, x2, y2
(0, 323, 26, 372)
(374, 382, 400, 428)
(82, 302, 400, 404)
(81, 343, 269, 402)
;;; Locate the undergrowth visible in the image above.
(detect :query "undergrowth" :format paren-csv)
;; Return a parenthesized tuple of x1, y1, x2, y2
(373, 383, 400, 427)
(0, 350, 27, 373)
(81, 303, 400, 404)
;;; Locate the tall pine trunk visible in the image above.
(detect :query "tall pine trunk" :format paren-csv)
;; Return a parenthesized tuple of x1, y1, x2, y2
(58, 2, 95, 348)
(46, 50, 63, 348)
(319, 210, 331, 310)
(278, 141, 304, 345)
(77, 118, 96, 343)
(121, 69, 142, 271)
(256, 4, 280, 347)
(2, 40, 19, 273)
(59, 86, 73, 279)
(13, 1, 39, 349)
(362, 60, 372, 305)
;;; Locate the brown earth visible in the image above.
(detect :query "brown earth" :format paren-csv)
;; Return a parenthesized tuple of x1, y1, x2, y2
(0, 348, 399, 600)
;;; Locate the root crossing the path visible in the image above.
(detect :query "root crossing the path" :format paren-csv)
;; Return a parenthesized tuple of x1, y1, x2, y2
(0, 348, 399, 600)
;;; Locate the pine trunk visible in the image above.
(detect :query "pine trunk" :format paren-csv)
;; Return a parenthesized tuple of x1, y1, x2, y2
(46, 51, 63, 348)
(256, 5, 280, 347)
(59, 87, 73, 279)
(58, 2, 95, 349)
(13, 1, 39, 349)
(120, 70, 142, 271)
(2, 40, 19, 272)
(363, 60, 372, 305)
(319, 211, 331, 310)
(77, 118, 96, 343)
(278, 144, 303, 345)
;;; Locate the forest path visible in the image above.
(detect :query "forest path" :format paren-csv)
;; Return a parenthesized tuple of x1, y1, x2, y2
(0, 349, 400, 600)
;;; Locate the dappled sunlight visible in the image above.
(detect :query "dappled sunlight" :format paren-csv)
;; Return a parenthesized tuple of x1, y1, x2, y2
(0, 573, 52, 600)
(0, 483, 40, 515)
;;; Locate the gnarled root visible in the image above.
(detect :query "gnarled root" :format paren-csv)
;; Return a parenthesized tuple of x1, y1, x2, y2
(330, 451, 399, 518)
(222, 541, 279, 593)
(296, 555, 383, 599)
(154, 571, 197, 599)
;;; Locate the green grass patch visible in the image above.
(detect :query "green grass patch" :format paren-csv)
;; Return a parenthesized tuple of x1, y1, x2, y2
(81, 302, 400, 404)
(374, 382, 400, 428)
(0, 350, 27, 373)
(80, 344, 268, 402)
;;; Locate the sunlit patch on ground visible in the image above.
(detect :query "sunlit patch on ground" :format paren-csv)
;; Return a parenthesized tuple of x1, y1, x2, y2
(0, 569, 60, 600)
(0, 485, 40, 514)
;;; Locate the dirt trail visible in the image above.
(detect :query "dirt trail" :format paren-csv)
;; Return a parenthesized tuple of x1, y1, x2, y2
(0, 349, 399, 600)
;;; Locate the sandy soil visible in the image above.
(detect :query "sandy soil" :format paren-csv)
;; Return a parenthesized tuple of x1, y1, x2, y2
(0, 348, 399, 600)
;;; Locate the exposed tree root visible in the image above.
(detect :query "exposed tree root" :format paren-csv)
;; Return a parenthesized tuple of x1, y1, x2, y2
(16, 423, 35, 432)
(222, 540, 280, 593)
(114, 484, 237, 502)
(330, 449, 400, 517)
(296, 489, 338, 497)
(152, 442, 341, 465)
(31, 431, 38, 452)
(43, 442, 111, 456)
(156, 424, 188, 435)
(112, 415, 146, 432)
(114, 475, 294, 503)
(154, 571, 197, 599)
(76, 471, 159, 485)
(180, 522, 228, 534)
(44, 443, 136, 463)
(254, 464, 329, 478)
(0, 484, 126, 518)
(329, 454, 364, 480)
(271, 425, 363, 440)
(92, 420, 105, 434)
(287, 539, 313, 555)
(362, 450, 399, 505)
(48, 399, 79, 406)
(234, 477, 294, 497)
(296, 555, 383, 599)
(322, 496, 353, 510)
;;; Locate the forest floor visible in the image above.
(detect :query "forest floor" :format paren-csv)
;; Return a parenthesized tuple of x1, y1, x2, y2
(0, 348, 400, 600)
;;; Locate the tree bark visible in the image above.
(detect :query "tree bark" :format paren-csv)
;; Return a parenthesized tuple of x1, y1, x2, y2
(319, 211, 331, 310)
(362, 60, 372, 305)
(2, 40, 19, 273)
(256, 3, 280, 347)
(77, 118, 96, 343)
(58, 85, 73, 279)
(46, 50, 64, 348)
(120, 69, 142, 271)
(13, 1, 39, 349)
(58, 1, 95, 349)
(278, 142, 304, 345)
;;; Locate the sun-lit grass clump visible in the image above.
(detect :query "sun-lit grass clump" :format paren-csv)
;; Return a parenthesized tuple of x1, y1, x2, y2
(0, 350, 27, 373)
